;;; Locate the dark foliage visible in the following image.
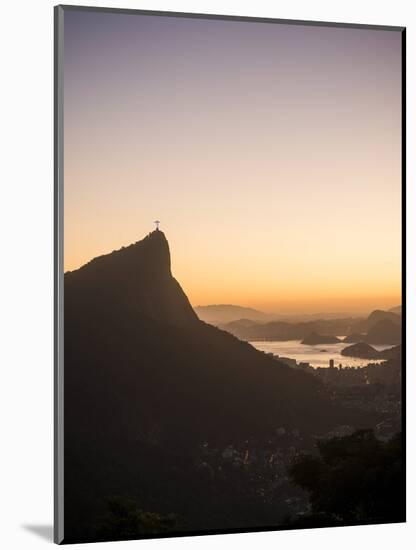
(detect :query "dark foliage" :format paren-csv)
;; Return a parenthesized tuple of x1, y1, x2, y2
(95, 497, 180, 541)
(288, 430, 405, 526)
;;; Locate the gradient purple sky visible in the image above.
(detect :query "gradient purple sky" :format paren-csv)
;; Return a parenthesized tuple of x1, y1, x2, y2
(63, 9, 402, 313)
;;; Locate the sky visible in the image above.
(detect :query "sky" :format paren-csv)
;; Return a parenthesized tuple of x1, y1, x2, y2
(63, 9, 402, 314)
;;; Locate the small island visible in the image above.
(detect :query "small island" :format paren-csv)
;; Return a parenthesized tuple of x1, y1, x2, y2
(341, 342, 381, 359)
(301, 332, 342, 345)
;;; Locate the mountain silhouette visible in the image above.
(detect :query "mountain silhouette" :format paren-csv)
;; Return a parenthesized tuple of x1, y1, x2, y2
(65, 230, 353, 446)
(65, 230, 197, 327)
(63, 230, 375, 542)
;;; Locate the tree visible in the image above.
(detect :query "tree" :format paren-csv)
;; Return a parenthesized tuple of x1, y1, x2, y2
(288, 430, 404, 526)
(95, 496, 179, 541)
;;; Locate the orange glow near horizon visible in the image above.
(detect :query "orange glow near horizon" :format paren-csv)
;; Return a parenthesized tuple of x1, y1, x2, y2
(63, 12, 402, 315)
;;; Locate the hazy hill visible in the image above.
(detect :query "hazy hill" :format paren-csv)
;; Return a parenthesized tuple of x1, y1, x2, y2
(344, 317, 401, 346)
(276, 311, 357, 322)
(221, 318, 361, 342)
(366, 319, 401, 345)
(195, 306, 361, 326)
(63, 230, 376, 541)
(218, 318, 260, 331)
(194, 304, 271, 325)
(301, 333, 342, 345)
(365, 309, 401, 330)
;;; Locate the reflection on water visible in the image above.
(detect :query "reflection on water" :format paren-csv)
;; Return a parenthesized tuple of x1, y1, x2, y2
(250, 339, 392, 369)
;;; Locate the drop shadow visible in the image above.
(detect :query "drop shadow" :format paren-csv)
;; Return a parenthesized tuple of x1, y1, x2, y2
(22, 524, 53, 542)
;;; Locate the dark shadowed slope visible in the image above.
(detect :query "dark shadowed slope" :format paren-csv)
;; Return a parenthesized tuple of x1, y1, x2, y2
(63, 231, 375, 541)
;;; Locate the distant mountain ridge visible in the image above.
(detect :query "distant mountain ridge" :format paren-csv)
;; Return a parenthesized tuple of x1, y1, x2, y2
(194, 304, 271, 325)
(194, 305, 368, 326)
(220, 317, 362, 342)
(220, 308, 401, 345)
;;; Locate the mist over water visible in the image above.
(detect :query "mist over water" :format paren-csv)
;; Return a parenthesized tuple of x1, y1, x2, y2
(250, 339, 392, 368)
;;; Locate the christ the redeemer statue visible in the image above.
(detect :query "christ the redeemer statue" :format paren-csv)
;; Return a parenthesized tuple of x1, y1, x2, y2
(154, 220, 160, 231)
